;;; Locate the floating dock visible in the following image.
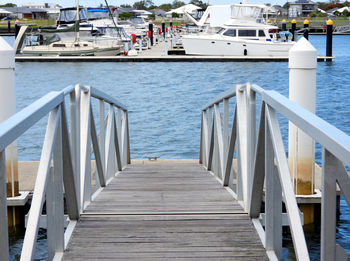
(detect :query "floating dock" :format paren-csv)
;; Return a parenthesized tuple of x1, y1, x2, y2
(15, 41, 334, 62)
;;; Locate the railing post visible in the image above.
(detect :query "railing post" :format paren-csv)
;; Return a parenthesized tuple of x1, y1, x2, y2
(223, 99, 229, 163)
(47, 117, 64, 260)
(125, 111, 131, 164)
(0, 151, 9, 261)
(247, 83, 256, 208)
(70, 84, 81, 212)
(265, 116, 282, 259)
(99, 101, 105, 177)
(236, 84, 248, 208)
(80, 87, 92, 210)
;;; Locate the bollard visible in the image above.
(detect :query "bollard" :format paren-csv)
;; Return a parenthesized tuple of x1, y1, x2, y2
(326, 19, 333, 61)
(161, 19, 165, 38)
(7, 21, 10, 33)
(288, 37, 317, 224)
(303, 19, 309, 40)
(138, 38, 142, 52)
(164, 39, 168, 55)
(282, 19, 287, 31)
(14, 24, 20, 39)
(291, 19, 296, 41)
(148, 20, 153, 46)
(0, 37, 20, 227)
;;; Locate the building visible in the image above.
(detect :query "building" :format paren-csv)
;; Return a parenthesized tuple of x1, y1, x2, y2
(2, 7, 48, 19)
(288, 0, 318, 17)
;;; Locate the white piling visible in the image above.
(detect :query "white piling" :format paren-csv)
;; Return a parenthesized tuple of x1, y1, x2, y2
(288, 37, 317, 222)
(164, 40, 168, 56)
(0, 37, 19, 229)
(138, 39, 142, 52)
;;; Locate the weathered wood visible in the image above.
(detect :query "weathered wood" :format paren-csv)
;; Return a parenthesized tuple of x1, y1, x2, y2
(63, 163, 267, 260)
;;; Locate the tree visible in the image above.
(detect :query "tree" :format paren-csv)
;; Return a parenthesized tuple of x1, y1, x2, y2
(133, 0, 154, 10)
(149, 13, 155, 19)
(119, 12, 132, 19)
(0, 3, 17, 7)
(158, 3, 172, 11)
(172, 0, 185, 9)
(189, 0, 207, 9)
(120, 4, 131, 8)
(282, 2, 290, 9)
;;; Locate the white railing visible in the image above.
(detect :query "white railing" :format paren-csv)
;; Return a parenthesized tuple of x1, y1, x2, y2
(200, 83, 350, 261)
(0, 84, 130, 261)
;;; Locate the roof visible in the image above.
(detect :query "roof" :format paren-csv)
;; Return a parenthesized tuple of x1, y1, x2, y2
(290, 0, 316, 4)
(2, 7, 47, 13)
(0, 8, 12, 14)
(166, 4, 201, 14)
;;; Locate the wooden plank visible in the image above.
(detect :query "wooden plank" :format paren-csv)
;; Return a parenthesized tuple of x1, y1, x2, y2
(64, 163, 268, 260)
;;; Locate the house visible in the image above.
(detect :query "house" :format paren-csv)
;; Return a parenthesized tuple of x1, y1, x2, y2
(288, 0, 318, 17)
(2, 7, 48, 19)
(150, 9, 167, 17)
(21, 3, 61, 19)
(272, 5, 288, 17)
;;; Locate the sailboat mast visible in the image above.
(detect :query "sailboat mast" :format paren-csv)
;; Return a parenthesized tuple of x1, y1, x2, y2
(75, 0, 80, 42)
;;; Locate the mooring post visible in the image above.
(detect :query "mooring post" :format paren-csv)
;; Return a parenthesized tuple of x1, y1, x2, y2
(0, 37, 20, 227)
(7, 21, 10, 33)
(303, 19, 309, 40)
(170, 19, 173, 33)
(282, 19, 287, 31)
(164, 39, 168, 56)
(148, 19, 153, 46)
(138, 38, 142, 53)
(162, 19, 165, 39)
(326, 19, 333, 61)
(288, 37, 317, 224)
(291, 19, 296, 41)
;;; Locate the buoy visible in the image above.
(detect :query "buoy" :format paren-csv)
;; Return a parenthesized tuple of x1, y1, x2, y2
(158, 28, 161, 35)
(130, 34, 136, 44)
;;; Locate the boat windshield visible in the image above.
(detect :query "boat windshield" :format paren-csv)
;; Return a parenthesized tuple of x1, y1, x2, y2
(58, 9, 87, 23)
(87, 8, 109, 20)
(129, 17, 145, 24)
(223, 29, 236, 37)
(230, 5, 265, 24)
(217, 28, 225, 34)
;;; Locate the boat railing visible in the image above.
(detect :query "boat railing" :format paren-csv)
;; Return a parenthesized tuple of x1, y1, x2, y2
(200, 82, 350, 260)
(0, 84, 130, 260)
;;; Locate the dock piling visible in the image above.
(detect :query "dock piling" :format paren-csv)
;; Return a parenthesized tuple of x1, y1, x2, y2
(303, 19, 309, 40)
(326, 19, 333, 61)
(288, 37, 317, 224)
(148, 20, 153, 46)
(291, 19, 296, 41)
(282, 19, 287, 31)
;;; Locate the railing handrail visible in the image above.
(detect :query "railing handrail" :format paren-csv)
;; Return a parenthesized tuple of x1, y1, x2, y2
(200, 82, 350, 261)
(0, 84, 130, 261)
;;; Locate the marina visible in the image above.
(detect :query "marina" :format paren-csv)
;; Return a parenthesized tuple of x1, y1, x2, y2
(0, 0, 350, 259)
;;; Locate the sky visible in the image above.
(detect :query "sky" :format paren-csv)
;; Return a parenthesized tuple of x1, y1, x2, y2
(7, 0, 290, 8)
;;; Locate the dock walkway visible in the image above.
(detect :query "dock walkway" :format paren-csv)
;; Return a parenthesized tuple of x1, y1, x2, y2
(63, 162, 268, 260)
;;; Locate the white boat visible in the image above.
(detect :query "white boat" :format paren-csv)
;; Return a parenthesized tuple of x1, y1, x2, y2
(182, 4, 295, 57)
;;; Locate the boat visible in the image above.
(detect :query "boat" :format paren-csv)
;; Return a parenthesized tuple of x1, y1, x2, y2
(20, 4, 123, 56)
(181, 3, 295, 57)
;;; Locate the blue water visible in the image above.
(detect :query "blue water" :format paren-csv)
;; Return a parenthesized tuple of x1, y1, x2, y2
(3, 35, 350, 260)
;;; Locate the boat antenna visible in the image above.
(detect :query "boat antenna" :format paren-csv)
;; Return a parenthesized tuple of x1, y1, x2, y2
(104, 0, 118, 28)
(75, 0, 80, 42)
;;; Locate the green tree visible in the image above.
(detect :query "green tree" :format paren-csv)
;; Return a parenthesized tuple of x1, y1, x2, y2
(282, 2, 290, 9)
(119, 12, 132, 19)
(189, 0, 207, 9)
(133, 0, 154, 9)
(149, 13, 155, 19)
(0, 3, 17, 7)
(172, 0, 185, 9)
(120, 4, 131, 8)
(158, 3, 172, 11)
(172, 12, 179, 18)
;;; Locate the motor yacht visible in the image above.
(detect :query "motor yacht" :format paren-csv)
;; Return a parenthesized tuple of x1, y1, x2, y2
(182, 4, 295, 56)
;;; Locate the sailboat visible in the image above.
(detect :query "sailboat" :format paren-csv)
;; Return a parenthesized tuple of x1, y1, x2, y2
(20, 1, 123, 56)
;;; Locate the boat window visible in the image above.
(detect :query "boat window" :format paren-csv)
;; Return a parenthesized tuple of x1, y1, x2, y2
(258, 30, 265, 37)
(216, 28, 225, 34)
(223, 29, 236, 37)
(238, 30, 256, 37)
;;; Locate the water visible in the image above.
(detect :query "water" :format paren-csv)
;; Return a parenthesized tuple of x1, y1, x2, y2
(3, 35, 350, 260)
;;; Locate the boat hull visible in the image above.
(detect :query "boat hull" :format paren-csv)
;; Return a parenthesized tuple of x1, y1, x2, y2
(181, 35, 294, 57)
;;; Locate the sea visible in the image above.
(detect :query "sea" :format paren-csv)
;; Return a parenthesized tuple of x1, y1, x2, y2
(3, 35, 350, 260)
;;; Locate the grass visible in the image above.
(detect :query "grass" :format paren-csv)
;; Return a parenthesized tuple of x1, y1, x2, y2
(0, 19, 56, 29)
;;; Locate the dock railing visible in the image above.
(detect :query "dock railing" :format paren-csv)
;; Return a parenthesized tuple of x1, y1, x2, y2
(0, 85, 130, 260)
(200, 82, 350, 261)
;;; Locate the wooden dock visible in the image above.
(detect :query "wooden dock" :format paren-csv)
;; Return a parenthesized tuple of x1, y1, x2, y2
(63, 162, 268, 260)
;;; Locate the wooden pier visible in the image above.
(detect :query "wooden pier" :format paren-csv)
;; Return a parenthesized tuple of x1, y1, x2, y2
(63, 161, 268, 260)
